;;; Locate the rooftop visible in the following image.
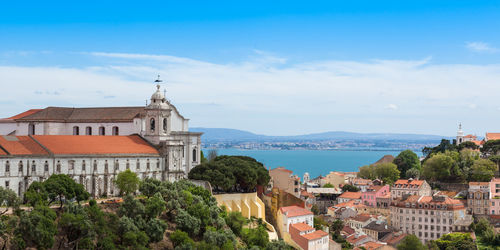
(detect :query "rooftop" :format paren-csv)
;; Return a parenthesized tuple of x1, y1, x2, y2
(339, 191, 362, 199)
(290, 222, 314, 232)
(0, 135, 159, 156)
(280, 205, 313, 218)
(486, 133, 500, 141)
(302, 230, 329, 240)
(393, 179, 424, 188)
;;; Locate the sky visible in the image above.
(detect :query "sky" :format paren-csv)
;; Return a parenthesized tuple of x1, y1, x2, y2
(0, 1, 499, 136)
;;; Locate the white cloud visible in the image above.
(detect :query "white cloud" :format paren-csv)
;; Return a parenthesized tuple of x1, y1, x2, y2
(386, 104, 398, 110)
(465, 41, 498, 53)
(2, 51, 500, 135)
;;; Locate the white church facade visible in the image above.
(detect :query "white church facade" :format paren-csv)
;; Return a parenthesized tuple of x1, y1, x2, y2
(0, 83, 202, 197)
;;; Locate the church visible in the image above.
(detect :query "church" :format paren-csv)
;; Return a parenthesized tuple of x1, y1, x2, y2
(0, 81, 202, 198)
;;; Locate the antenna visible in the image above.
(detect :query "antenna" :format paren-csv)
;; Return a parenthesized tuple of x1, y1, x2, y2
(154, 74, 162, 83)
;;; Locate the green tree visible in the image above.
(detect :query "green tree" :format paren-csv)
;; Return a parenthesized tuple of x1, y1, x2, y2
(481, 139, 500, 156)
(341, 184, 360, 192)
(225, 211, 247, 236)
(393, 150, 421, 178)
(16, 206, 58, 250)
(0, 186, 20, 215)
(311, 204, 320, 215)
(472, 217, 492, 236)
(434, 232, 476, 250)
(241, 225, 269, 248)
(397, 234, 426, 250)
(313, 216, 327, 231)
(422, 153, 456, 182)
(170, 230, 194, 248)
(265, 240, 293, 250)
(470, 159, 497, 182)
(489, 155, 500, 172)
(405, 168, 421, 179)
(24, 181, 48, 206)
(458, 141, 479, 150)
(144, 218, 167, 243)
(374, 162, 400, 185)
(139, 177, 164, 198)
(145, 193, 166, 219)
(115, 169, 140, 195)
(358, 164, 376, 180)
(43, 174, 89, 209)
(58, 204, 95, 249)
(322, 183, 334, 188)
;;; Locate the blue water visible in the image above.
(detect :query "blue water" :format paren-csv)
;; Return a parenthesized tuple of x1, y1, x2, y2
(204, 149, 422, 179)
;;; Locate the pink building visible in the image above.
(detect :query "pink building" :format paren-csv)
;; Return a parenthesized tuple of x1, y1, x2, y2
(362, 185, 389, 207)
(490, 178, 500, 215)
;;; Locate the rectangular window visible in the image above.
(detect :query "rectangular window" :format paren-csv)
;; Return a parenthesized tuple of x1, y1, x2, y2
(5, 181, 9, 189)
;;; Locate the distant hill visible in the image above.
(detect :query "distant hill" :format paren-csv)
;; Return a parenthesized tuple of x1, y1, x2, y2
(190, 127, 447, 142)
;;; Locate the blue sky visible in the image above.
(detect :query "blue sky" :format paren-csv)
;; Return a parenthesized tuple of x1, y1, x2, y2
(1, 1, 500, 136)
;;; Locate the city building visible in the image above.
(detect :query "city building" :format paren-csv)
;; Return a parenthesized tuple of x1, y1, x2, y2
(391, 179, 431, 199)
(380, 232, 407, 247)
(345, 233, 371, 247)
(0, 135, 166, 197)
(269, 167, 301, 197)
(305, 187, 342, 213)
(351, 178, 373, 192)
(485, 133, 500, 142)
(0, 83, 202, 192)
(456, 124, 480, 145)
(338, 191, 362, 204)
(289, 223, 329, 250)
(362, 185, 390, 207)
(328, 200, 366, 219)
(278, 205, 314, 233)
(322, 171, 346, 188)
(468, 182, 491, 215)
(362, 220, 393, 240)
(491, 178, 500, 215)
(390, 195, 469, 243)
(346, 214, 377, 233)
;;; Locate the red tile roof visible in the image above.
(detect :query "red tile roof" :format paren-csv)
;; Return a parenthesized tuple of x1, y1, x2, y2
(280, 205, 313, 217)
(302, 230, 329, 240)
(393, 179, 424, 188)
(381, 232, 407, 246)
(469, 182, 490, 186)
(346, 234, 368, 244)
(290, 223, 314, 232)
(358, 242, 385, 250)
(464, 134, 477, 138)
(31, 135, 159, 155)
(342, 225, 355, 235)
(486, 133, 500, 141)
(0, 136, 49, 155)
(339, 191, 362, 199)
(2, 109, 42, 120)
(349, 214, 373, 222)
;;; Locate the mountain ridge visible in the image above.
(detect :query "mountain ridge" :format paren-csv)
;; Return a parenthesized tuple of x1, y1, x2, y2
(190, 127, 449, 142)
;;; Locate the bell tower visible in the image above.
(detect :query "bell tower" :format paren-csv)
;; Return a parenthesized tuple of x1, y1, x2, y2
(456, 123, 464, 145)
(143, 76, 172, 145)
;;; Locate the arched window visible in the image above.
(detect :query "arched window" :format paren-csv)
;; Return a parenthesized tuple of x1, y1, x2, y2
(82, 160, 86, 171)
(28, 124, 35, 135)
(112, 126, 119, 136)
(17, 161, 22, 173)
(104, 160, 108, 172)
(136, 159, 140, 170)
(44, 161, 49, 172)
(126, 159, 130, 169)
(5, 161, 10, 172)
(192, 149, 197, 162)
(150, 118, 155, 132)
(31, 161, 36, 172)
(156, 159, 160, 169)
(56, 161, 61, 173)
(99, 126, 105, 135)
(86, 126, 92, 135)
(146, 159, 150, 170)
(115, 160, 119, 171)
(163, 118, 168, 132)
(68, 160, 75, 170)
(73, 126, 80, 135)
(93, 160, 97, 171)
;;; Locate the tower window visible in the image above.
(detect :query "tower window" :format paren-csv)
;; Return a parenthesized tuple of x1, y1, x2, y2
(150, 118, 155, 132)
(112, 126, 119, 136)
(99, 126, 105, 135)
(163, 118, 168, 132)
(73, 126, 79, 135)
(192, 149, 197, 162)
(28, 124, 35, 135)
(86, 126, 92, 135)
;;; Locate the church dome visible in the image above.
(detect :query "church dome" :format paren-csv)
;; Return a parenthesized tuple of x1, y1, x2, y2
(151, 84, 165, 102)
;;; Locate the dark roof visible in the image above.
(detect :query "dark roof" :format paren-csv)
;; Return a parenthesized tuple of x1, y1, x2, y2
(363, 221, 392, 232)
(16, 106, 145, 122)
(373, 155, 395, 165)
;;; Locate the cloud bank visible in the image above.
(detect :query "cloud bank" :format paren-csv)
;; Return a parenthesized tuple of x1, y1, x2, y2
(1, 51, 500, 135)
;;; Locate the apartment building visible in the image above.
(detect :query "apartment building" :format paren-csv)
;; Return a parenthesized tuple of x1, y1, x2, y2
(390, 195, 468, 243)
(468, 182, 490, 215)
(490, 178, 500, 215)
(391, 179, 431, 199)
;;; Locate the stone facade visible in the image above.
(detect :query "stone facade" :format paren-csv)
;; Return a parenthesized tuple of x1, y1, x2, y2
(468, 182, 491, 215)
(391, 179, 431, 200)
